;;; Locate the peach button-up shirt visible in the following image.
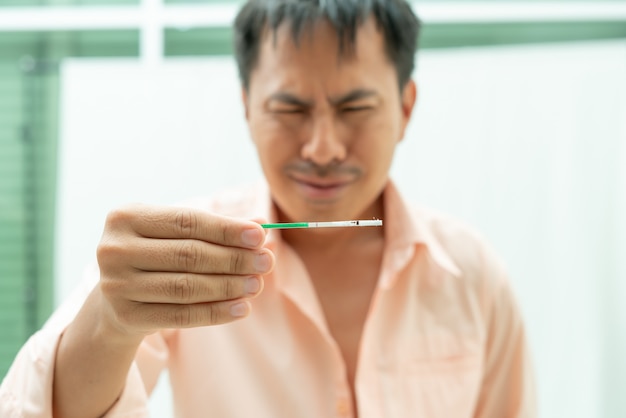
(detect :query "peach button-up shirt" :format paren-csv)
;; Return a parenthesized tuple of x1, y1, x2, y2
(1, 180, 536, 418)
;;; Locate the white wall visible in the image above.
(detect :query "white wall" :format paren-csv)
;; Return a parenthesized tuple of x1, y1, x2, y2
(56, 41, 626, 418)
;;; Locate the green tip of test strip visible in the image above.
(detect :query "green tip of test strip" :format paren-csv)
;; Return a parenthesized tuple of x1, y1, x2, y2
(261, 222, 309, 229)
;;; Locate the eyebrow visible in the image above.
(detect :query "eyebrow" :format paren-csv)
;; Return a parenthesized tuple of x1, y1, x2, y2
(268, 92, 312, 108)
(329, 89, 379, 106)
(268, 88, 379, 108)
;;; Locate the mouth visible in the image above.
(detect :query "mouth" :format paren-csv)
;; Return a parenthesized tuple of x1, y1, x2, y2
(288, 175, 355, 201)
(283, 161, 362, 203)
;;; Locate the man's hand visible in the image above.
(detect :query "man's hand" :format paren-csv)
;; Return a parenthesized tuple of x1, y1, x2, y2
(96, 204, 274, 338)
(54, 205, 274, 418)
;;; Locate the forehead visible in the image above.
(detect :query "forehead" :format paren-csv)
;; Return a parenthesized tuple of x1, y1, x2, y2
(249, 17, 396, 93)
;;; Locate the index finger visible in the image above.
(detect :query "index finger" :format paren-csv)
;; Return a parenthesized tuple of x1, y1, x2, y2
(113, 205, 266, 249)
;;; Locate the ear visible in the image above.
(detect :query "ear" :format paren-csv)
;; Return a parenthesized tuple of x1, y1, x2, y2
(241, 87, 250, 120)
(399, 79, 417, 140)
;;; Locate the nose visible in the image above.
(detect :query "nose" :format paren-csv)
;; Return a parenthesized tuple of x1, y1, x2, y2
(301, 114, 347, 166)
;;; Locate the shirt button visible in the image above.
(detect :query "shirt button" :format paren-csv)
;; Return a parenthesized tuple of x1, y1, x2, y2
(336, 398, 351, 417)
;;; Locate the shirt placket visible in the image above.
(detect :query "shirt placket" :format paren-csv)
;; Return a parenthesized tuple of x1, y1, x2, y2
(273, 240, 360, 417)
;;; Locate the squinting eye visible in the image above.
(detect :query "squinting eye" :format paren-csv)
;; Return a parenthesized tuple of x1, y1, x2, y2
(273, 108, 305, 114)
(342, 106, 372, 112)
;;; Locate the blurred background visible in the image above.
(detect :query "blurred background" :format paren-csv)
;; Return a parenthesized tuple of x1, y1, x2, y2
(1, 1, 625, 417)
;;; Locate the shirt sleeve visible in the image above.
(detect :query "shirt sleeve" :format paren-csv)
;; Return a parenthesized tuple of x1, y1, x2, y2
(473, 265, 537, 418)
(0, 263, 170, 418)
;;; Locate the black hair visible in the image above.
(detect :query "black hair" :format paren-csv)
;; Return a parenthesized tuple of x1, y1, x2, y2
(233, 0, 421, 91)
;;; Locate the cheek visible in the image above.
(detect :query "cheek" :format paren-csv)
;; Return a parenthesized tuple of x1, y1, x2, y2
(352, 116, 400, 164)
(250, 122, 294, 175)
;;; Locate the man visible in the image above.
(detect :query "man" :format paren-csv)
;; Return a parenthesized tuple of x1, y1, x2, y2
(0, 0, 535, 417)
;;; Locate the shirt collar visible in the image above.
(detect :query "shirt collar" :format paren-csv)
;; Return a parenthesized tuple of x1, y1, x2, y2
(382, 180, 461, 279)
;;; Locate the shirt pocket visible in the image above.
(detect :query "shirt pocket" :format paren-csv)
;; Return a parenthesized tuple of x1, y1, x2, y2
(400, 334, 484, 417)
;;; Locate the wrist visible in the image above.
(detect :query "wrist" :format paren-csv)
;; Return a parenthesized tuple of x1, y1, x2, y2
(82, 287, 146, 349)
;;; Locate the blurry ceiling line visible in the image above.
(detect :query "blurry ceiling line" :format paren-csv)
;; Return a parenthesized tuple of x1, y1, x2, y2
(1, 2, 626, 32)
(1, 0, 625, 63)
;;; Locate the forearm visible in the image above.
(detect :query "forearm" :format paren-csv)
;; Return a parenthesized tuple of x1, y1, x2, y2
(52, 289, 144, 418)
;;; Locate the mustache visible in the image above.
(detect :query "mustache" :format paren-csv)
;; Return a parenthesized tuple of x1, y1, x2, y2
(284, 161, 361, 178)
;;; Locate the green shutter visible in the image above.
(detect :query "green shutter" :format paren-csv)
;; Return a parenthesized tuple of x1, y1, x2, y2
(0, 63, 29, 379)
(0, 28, 139, 379)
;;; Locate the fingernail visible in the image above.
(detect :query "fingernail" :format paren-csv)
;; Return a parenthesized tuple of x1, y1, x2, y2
(253, 252, 271, 273)
(230, 302, 249, 317)
(245, 277, 261, 295)
(241, 228, 263, 247)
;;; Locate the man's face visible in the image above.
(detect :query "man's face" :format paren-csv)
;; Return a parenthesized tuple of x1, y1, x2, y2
(244, 17, 416, 223)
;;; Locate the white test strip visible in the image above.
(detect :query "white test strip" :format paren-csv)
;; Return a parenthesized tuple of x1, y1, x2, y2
(261, 220, 383, 229)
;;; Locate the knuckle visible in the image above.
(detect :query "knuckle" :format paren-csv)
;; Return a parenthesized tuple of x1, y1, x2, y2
(99, 275, 122, 297)
(96, 239, 124, 265)
(173, 306, 193, 328)
(171, 275, 194, 301)
(105, 206, 133, 229)
(176, 241, 200, 270)
(228, 250, 245, 273)
(220, 277, 235, 299)
(209, 304, 221, 325)
(210, 216, 237, 245)
(175, 209, 198, 238)
(221, 223, 228, 244)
